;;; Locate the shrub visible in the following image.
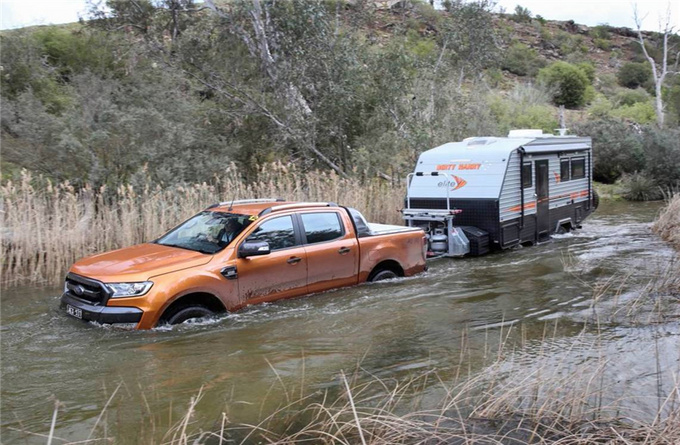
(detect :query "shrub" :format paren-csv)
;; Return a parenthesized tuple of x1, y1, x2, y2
(611, 102, 656, 124)
(613, 88, 651, 107)
(511, 5, 532, 23)
(587, 95, 614, 118)
(538, 62, 591, 108)
(576, 62, 596, 82)
(501, 43, 546, 77)
(572, 118, 643, 183)
(534, 15, 546, 25)
(641, 127, 680, 192)
(594, 38, 611, 51)
(617, 62, 651, 89)
(663, 80, 680, 125)
(596, 73, 619, 97)
(619, 172, 662, 201)
(590, 25, 612, 40)
(488, 85, 558, 135)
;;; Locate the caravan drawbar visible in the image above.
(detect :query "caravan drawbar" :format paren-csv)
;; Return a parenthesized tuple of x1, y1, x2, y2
(402, 130, 598, 257)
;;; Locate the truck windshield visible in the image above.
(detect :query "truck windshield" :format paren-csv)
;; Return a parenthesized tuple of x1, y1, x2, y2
(155, 211, 252, 254)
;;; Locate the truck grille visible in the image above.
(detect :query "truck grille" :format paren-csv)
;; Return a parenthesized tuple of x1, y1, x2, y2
(64, 273, 111, 306)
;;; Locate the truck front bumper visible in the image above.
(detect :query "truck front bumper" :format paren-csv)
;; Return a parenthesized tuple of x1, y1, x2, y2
(60, 293, 143, 324)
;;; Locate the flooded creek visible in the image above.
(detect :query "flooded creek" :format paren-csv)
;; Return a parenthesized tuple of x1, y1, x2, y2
(1, 200, 678, 443)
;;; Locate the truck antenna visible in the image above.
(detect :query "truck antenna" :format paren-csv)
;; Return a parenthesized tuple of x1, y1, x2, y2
(228, 196, 235, 211)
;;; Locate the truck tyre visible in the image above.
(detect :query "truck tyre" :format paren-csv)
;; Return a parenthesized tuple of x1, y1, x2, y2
(165, 306, 214, 325)
(369, 269, 398, 282)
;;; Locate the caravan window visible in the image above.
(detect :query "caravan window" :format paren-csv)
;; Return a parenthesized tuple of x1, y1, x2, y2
(522, 163, 532, 188)
(571, 158, 585, 179)
(560, 159, 570, 182)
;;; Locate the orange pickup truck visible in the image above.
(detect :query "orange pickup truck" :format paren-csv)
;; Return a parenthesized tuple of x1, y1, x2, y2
(60, 200, 427, 329)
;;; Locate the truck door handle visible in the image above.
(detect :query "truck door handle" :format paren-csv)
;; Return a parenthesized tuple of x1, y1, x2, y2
(338, 247, 351, 254)
(287, 256, 302, 265)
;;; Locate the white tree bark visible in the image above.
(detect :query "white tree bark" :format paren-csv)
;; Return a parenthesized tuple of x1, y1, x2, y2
(634, 5, 677, 128)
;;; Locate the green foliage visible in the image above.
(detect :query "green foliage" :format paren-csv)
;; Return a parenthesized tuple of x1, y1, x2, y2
(611, 102, 656, 124)
(587, 95, 614, 119)
(576, 62, 596, 82)
(549, 31, 588, 55)
(573, 121, 679, 198)
(664, 81, 680, 126)
(534, 15, 546, 25)
(617, 62, 651, 89)
(589, 25, 612, 40)
(640, 127, 680, 192)
(511, 5, 532, 23)
(488, 84, 558, 134)
(538, 62, 591, 108)
(613, 88, 651, 107)
(572, 118, 643, 184)
(594, 38, 611, 51)
(404, 30, 437, 61)
(501, 43, 546, 77)
(619, 172, 662, 201)
(484, 67, 504, 88)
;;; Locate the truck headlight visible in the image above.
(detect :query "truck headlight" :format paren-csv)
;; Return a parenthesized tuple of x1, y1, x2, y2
(106, 282, 153, 298)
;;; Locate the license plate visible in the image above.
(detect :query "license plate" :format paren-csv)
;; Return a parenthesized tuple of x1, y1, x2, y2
(66, 304, 83, 319)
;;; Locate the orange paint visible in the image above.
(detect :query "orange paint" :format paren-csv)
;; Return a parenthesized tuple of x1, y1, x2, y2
(458, 163, 481, 170)
(451, 175, 467, 190)
(63, 202, 427, 329)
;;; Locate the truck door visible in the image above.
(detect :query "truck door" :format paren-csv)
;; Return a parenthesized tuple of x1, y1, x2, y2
(298, 211, 359, 293)
(236, 215, 308, 304)
(535, 160, 550, 240)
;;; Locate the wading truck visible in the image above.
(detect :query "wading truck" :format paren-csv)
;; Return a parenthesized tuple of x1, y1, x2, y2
(61, 200, 427, 329)
(404, 130, 598, 257)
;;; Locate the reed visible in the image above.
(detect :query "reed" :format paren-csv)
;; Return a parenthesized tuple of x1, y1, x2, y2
(0, 165, 405, 287)
(652, 193, 680, 251)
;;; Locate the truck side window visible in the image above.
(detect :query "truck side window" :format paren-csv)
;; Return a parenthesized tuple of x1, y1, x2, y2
(246, 216, 297, 250)
(300, 212, 344, 244)
(522, 163, 532, 188)
(560, 159, 570, 182)
(571, 158, 585, 179)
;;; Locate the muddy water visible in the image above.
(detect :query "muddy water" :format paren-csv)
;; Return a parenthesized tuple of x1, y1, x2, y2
(2, 200, 678, 443)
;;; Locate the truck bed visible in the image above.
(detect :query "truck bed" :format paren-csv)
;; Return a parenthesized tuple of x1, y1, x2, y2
(365, 222, 421, 236)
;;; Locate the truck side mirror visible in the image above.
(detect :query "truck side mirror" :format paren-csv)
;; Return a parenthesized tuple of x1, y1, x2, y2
(238, 241, 271, 258)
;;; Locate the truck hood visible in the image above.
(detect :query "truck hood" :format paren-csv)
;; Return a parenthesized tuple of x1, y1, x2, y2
(70, 243, 213, 283)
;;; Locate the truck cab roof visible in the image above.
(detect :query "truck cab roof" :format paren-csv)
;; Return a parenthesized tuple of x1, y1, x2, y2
(206, 200, 341, 216)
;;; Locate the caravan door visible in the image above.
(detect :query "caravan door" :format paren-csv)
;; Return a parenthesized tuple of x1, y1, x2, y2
(536, 160, 550, 240)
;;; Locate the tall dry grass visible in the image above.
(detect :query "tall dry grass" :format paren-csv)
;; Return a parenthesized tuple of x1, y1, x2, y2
(653, 193, 680, 251)
(0, 164, 404, 287)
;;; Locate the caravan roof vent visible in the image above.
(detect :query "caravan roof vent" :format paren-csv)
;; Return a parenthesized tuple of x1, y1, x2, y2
(466, 138, 496, 146)
(508, 129, 544, 138)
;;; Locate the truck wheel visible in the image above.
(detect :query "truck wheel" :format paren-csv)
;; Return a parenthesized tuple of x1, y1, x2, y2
(165, 306, 214, 325)
(369, 269, 398, 282)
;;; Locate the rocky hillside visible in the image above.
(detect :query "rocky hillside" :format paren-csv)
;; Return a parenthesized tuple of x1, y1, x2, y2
(1, 0, 678, 197)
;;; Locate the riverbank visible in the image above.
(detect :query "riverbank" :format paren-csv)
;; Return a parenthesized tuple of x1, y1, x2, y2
(653, 194, 680, 251)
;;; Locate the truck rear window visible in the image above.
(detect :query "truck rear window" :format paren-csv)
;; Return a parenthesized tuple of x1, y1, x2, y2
(300, 212, 344, 244)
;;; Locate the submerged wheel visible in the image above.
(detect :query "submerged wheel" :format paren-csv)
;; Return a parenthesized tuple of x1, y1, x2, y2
(369, 269, 398, 282)
(592, 189, 600, 210)
(164, 305, 214, 325)
(556, 224, 570, 235)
